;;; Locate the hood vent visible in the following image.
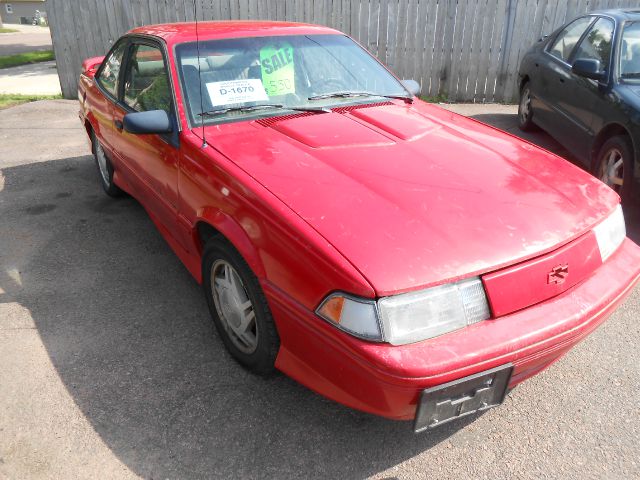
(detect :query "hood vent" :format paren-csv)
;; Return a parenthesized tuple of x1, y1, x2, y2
(333, 101, 393, 113)
(256, 112, 316, 127)
(255, 102, 394, 127)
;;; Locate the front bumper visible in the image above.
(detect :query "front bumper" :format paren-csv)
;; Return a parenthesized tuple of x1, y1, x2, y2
(267, 238, 640, 421)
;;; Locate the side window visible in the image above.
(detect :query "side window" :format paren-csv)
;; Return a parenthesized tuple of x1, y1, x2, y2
(97, 41, 127, 99)
(548, 17, 594, 63)
(573, 18, 615, 70)
(123, 44, 171, 113)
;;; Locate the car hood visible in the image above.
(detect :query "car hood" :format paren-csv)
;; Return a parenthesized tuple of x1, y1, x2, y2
(202, 101, 618, 296)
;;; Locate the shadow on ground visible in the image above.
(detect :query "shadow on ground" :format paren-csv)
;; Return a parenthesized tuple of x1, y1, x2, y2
(0, 156, 479, 479)
(469, 113, 576, 161)
(2, 107, 638, 479)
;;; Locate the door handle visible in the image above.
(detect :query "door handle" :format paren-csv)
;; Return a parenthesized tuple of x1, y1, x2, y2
(114, 119, 123, 130)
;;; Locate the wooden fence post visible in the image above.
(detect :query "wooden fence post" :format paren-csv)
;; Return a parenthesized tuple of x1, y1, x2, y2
(46, 0, 640, 102)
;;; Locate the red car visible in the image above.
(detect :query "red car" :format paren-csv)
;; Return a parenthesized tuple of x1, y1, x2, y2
(78, 21, 640, 432)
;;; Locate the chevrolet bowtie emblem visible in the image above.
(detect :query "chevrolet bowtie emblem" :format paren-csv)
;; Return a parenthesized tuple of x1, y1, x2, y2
(547, 264, 569, 285)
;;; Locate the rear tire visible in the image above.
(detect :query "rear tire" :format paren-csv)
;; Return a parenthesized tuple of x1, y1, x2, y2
(202, 238, 280, 375)
(595, 135, 634, 203)
(91, 130, 123, 197)
(518, 82, 538, 132)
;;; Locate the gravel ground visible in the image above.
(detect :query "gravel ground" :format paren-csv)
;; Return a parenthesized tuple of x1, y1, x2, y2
(0, 100, 638, 480)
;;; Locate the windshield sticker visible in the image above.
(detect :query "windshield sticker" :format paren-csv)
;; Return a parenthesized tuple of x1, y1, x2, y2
(260, 43, 295, 96)
(205, 79, 268, 106)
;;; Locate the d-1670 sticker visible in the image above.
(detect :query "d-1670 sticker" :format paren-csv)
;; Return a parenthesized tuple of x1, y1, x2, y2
(206, 79, 268, 106)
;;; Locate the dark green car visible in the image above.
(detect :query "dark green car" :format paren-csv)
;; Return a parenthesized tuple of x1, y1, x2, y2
(518, 8, 640, 202)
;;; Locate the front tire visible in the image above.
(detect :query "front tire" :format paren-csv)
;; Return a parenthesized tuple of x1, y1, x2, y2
(518, 82, 537, 132)
(202, 238, 280, 375)
(91, 130, 123, 197)
(595, 135, 634, 203)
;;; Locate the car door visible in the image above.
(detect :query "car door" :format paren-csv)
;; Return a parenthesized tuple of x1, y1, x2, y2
(109, 39, 180, 231)
(533, 16, 595, 150)
(92, 39, 128, 158)
(567, 16, 617, 160)
(561, 16, 616, 162)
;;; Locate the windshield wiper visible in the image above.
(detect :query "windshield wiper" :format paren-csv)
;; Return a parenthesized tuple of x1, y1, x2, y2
(199, 104, 330, 117)
(621, 73, 640, 79)
(308, 91, 413, 103)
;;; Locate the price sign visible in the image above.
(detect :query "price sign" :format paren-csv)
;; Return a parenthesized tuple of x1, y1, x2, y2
(260, 43, 296, 96)
(206, 79, 269, 106)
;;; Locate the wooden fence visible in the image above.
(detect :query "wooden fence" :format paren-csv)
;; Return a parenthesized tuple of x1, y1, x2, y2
(48, 0, 640, 102)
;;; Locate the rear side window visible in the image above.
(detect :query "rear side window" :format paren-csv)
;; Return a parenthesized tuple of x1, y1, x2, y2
(548, 17, 594, 62)
(573, 17, 615, 69)
(122, 44, 171, 113)
(97, 41, 127, 99)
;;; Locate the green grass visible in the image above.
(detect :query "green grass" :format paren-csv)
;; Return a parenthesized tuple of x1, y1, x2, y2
(0, 93, 63, 110)
(420, 93, 449, 103)
(0, 50, 55, 69)
(0, 27, 19, 33)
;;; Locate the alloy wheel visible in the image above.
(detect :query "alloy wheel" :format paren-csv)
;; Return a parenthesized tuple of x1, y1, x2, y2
(95, 141, 111, 186)
(519, 88, 531, 125)
(210, 259, 258, 354)
(599, 148, 624, 194)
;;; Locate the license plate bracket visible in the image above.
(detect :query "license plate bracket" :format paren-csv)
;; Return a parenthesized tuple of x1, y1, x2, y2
(414, 363, 513, 433)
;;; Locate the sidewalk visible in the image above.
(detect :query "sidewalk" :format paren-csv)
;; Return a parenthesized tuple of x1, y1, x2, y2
(0, 60, 61, 95)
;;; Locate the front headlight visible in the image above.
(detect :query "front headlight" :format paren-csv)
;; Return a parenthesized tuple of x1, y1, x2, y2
(593, 204, 625, 262)
(378, 277, 490, 345)
(316, 277, 491, 345)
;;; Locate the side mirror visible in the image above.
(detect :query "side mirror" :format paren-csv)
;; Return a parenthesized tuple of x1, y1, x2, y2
(123, 110, 172, 135)
(401, 79, 421, 96)
(572, 58, 606, 81)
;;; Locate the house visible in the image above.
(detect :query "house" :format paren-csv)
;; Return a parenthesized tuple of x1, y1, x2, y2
(0, 0, 47, 25)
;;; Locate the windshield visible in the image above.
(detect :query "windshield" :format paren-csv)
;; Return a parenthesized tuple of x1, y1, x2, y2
(620, 21, 640, 81)
(175, 34, 410, 126)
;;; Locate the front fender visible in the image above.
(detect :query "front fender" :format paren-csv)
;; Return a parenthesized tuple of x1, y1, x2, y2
(194, 206, 267, 280)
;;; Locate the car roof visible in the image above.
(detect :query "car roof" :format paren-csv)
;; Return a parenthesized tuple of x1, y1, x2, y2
(128, 21, 342, 45)
(588, 8, 640, 21)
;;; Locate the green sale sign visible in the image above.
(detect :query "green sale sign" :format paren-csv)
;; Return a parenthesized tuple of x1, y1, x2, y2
(260, 42, 295, 96)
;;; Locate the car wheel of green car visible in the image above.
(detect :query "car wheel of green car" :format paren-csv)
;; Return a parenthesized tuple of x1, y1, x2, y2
(517, 82, 538, 132)
(596, 135, 634, 203)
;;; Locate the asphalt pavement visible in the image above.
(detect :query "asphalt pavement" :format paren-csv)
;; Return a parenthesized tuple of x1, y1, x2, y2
(0, 100, 638, 480)
(0, 24, 53, 56)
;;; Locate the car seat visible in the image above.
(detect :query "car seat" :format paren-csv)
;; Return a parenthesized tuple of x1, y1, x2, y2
(182, 64, 212, 118)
